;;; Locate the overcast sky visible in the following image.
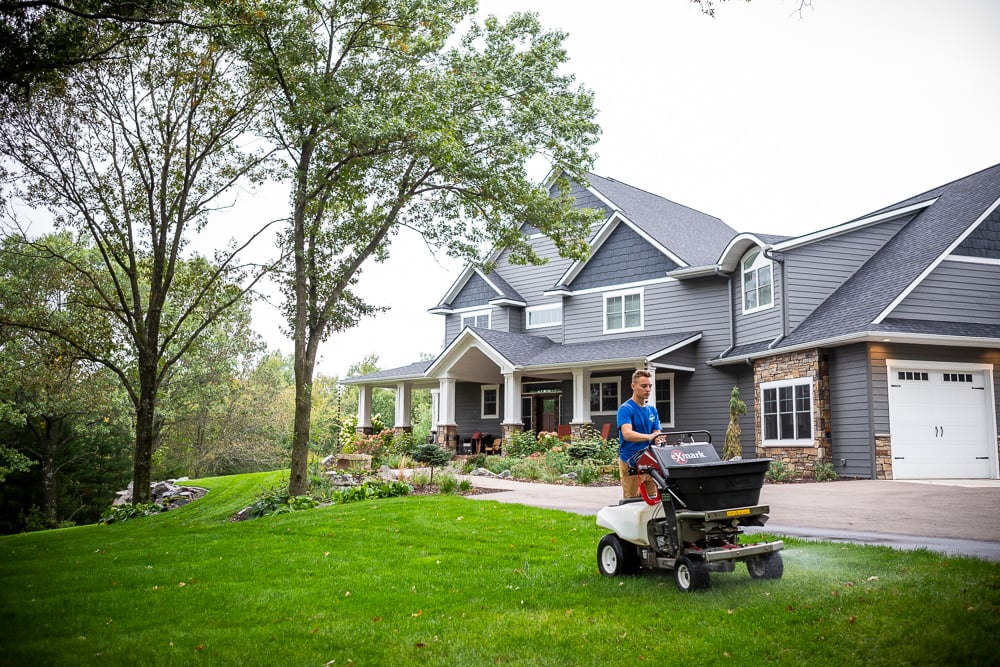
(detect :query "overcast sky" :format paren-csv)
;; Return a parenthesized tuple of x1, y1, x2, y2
(253, 0, 1000, 378)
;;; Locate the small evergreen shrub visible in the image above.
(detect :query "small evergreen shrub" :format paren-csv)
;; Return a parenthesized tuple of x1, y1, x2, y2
(765, 459, 793, 483)
(815, 461, 839, 482)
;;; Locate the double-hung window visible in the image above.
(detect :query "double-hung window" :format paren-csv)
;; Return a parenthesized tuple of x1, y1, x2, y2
(761, 378, 813, 445)
(654, 374, 674, 426)
(481, 385, 499, 419)
(741, 249, 773, 313)
(604, 289, 643, 333)
(589, 377, 620, 415)
(461, 309, 490, 329)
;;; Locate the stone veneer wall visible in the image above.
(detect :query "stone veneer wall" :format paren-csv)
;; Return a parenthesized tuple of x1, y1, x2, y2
(874, 434, 893, 480)
(754, 348, 832, 479)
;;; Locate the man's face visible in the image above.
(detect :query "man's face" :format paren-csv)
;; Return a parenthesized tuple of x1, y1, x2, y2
(632, 378, 653, 403)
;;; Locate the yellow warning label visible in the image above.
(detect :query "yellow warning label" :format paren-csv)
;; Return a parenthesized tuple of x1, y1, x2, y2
(726, 508, 751, 517)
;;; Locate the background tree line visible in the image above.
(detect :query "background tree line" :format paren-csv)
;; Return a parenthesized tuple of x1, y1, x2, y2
(0, 0, 600, 527)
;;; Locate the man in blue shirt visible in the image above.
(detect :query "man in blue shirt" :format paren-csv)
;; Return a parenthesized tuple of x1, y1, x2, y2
(617, 369, 662, 498)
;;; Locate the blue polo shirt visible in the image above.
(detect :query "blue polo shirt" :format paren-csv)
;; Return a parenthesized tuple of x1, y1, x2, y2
(617, 399, 660, 465)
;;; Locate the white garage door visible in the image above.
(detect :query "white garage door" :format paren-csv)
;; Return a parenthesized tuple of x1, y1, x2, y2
(887, 362, 996, 479)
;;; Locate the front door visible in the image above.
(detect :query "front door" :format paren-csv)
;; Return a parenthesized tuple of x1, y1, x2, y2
(537, 394, 560, 433)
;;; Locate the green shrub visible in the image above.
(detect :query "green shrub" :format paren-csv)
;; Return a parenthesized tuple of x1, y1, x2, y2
(567, 461, 600, 484)
(245, 485, 318, 518)
(458, 479, 473, 492)
(567, 440, 600, 460)
(765, 459, 793, 483)
(504, 430, 543, 457)
(328, 480, 411, 504)
(437, 474, 459, 494)
(99, 502, 166, 525)
(815, 461, 839, 482)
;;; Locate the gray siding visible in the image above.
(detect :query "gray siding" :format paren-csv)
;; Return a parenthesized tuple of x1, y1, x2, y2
(955, 205, 1000, 259)
(454, 381, 505, 439)
(451, 273, 495, 309)
(734, 268, 782, 346)
(828, 344, 875, 478)
(891, 259, 1000, 324)
(570, 224, 679, 291)
(783, 216, 909, 329)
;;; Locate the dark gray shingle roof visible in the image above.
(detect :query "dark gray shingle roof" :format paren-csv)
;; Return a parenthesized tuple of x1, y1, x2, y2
(586, 173, 737, 266)
(780, 162, 1000, 348)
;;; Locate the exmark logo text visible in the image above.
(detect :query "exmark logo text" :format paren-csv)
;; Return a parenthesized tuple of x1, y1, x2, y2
(670, 449, 707, 464)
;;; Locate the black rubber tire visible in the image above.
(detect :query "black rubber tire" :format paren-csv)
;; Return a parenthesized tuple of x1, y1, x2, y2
(746, 552, 784, 580)
(674, 555, 710, 592)
(597, 534, 639, 576)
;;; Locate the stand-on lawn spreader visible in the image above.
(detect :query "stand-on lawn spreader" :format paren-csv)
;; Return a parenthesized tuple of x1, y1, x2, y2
(596, 431, 784, 592)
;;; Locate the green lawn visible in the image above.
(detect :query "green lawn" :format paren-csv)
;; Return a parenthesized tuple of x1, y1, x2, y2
(1, 471, 998, 666)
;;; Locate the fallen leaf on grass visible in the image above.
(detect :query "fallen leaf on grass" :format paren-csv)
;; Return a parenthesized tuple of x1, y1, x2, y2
(412, 610, 423, 617)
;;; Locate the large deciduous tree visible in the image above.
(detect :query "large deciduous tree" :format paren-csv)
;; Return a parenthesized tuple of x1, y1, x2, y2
(240, 0, 601, 495)
(0, 17, 275, 503)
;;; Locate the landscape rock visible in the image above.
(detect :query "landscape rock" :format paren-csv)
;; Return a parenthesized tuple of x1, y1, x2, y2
(112, 480, 208, 508)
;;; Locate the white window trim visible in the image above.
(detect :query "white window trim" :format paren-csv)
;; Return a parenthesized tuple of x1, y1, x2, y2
(654, 372, 675, 428)
(589, 376, 620, 416)
(760, 376, 814, 447)
(526, 303, 563, 329)
(481, 384, 499, 419)
(741, 249, 774, 315)
(602, 288, 644, 334)
(461, 308, 491, 329)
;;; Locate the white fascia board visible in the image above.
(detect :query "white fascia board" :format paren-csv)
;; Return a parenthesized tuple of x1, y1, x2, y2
(437, 264, 478, 307)
(773, 198, 939, 253)
(552, 275, 676, 298)
(668, 264, 728, 279)
(649, 333, 703, 359)
(717, 234, 775, 273)
(947, 254, 1000, 266)
(874, 194, 1000, 324)
(488, 298, 527, 307)
(708, 329, 1000, 367)
(475, 267, 507, 298)
(650, 362, 697, 373)
(424, 328, 516, 377)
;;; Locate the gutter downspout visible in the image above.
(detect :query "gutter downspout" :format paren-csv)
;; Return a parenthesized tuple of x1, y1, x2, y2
(713, 266, 736, 360)
(763, 248, 787, 349)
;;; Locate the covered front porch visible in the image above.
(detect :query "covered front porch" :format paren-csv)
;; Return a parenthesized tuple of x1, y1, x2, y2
(342, 327, 703, 453)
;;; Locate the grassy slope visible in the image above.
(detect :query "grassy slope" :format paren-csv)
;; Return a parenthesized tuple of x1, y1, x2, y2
(1, 471, 998, 666)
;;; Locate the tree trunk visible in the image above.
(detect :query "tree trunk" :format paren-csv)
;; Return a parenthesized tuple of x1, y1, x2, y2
(132, 366, 157, 505)
(40, 427, 59, 525)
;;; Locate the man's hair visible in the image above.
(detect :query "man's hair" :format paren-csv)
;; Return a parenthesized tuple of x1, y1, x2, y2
(631, 369, 652, 383)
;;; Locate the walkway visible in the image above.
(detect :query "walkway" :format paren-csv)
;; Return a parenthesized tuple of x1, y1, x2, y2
(464, 476, 1000, 561)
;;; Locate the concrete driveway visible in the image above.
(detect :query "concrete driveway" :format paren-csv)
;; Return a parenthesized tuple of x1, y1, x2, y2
(465, 475, 1000, 561)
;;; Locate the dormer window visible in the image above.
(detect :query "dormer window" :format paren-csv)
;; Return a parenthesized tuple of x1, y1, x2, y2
(741, 248, 773, 313)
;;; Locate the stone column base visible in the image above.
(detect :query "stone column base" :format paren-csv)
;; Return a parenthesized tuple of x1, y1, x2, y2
(436, 424, 458, 451)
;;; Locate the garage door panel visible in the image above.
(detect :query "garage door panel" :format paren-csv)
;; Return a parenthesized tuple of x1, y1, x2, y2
(888, 366, 994, 479)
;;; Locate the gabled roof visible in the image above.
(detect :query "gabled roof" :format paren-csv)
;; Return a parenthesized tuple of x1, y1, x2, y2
(345, 327, 703, 385)
(716, 162, 1000, 361)
(434, 172, 737, 307)
(584, 174, 736, 266)
(430, 267, 525, 313)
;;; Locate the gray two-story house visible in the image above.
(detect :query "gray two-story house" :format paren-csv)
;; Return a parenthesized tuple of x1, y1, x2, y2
(344, 163, 1000, 480)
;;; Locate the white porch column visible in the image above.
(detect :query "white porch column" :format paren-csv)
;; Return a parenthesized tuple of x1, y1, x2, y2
(430, 388, 440, 429)
(647, 366, 657, 411)
(502, 371, 522, 425)
(357, 385, 372, 430)
(394, 382, 412, 428)
(438, 377, 457, 426)
(571, 367, 590, 424)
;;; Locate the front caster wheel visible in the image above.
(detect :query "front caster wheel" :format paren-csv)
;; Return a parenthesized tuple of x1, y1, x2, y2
(597, 534, 639, 576)
(674, 555, 710, 592)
